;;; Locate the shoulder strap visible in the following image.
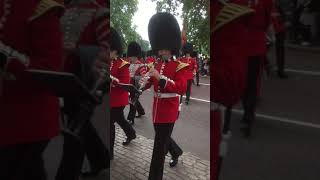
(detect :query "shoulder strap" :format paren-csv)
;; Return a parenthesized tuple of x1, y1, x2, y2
(29, 0, 64, 21)
(213, 3, 254, 32)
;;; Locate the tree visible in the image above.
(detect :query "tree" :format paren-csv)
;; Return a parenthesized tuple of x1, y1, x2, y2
(110, 0, 150, 54)
(151, 0, 210, 56)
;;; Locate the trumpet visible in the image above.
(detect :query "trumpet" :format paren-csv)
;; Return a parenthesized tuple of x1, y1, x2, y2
(138, 59, 159, 91)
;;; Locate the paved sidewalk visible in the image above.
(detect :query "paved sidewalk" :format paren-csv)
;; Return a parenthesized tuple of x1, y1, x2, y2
(110, 126, 210, 180)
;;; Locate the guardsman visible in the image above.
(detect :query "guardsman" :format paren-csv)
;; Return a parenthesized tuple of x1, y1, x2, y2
(56, 0, 110, 179)
(241, 0, 273, 137)
(0, 0, 64, 179)
(193, 51, 201, 86)
(142, 12, 189, 180)
(212, 0, 254, 178)
(110, 27, 136, 158)
(271, 0, 287, 78)
(180, 43, 197, 104)
(126, 41, 146, 125)
(146, 50, 157, 64)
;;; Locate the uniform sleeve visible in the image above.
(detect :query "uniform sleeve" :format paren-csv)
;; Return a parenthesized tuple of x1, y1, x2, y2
(95, 10, 109, 51)
(118, 64, 130, 84)
(29, 7, 63, 71)
(160, 67, 188, 95)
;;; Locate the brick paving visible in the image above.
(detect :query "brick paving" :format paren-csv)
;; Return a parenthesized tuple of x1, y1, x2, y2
(110, 126, 210, 180)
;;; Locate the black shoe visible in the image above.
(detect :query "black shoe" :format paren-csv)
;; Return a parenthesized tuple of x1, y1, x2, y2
(135, 112, 145, 118)
(169, 153, 182, 167)
(196, 84, 200, 86)
(122, 134, 136, 146)
(240, 122, 252, 138)
(278, 73, 288, 79)
(185, 101, 189, 105)
(128, 119, 134, 125)
(81, 169, 106, 178)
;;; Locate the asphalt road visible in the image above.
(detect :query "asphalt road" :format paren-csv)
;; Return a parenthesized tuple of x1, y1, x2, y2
(220, 48, 320, 180)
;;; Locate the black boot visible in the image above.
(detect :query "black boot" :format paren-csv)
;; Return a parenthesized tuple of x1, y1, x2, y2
(128, 119, 134, 125)
(240, 117, 253, 138)
(169, 152, 182, 167)
(122, 134, 136, 146)
(278, 71, 288, 79)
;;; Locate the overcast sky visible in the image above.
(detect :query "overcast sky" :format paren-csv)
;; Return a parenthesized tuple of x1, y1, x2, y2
(132, 0, 183, 41)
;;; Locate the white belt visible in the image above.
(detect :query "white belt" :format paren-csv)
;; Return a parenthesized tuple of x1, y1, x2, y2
(154, 92, 179, 98)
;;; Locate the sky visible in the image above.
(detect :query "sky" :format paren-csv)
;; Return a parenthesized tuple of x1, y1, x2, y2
(132, 0, 183, 41)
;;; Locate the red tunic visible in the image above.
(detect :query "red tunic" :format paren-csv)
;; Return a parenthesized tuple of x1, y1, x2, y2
(247, 0, 273, 56)
(110, 58, 130, 107)
(211, 0, 251, 106)
(179, 56, 197, 80)
(146, 56, 156, 64)
(144, 60, 188, 123)
(0, 0, 64, 146)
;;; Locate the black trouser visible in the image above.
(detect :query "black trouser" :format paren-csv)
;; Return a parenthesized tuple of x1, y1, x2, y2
(0, 140, 49, 180)
(185, 79, 193, 102)
(56, 121, 109, 180)
(301, 25, 312, 42)
(275, 31, 286, 75)
(127, 96, 145, 121)
(110, 106, 136, 157)
(196, 71, 200, 85)
(242, 56, 263, 126)
(148, 123, 182, 180)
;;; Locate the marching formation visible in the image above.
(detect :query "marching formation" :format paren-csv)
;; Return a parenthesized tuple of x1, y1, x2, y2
(110, 12, 200, 180)
(0, 0, 201, 180)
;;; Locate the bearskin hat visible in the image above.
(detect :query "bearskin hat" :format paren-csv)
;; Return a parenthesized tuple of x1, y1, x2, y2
(110, 27, 123, 55)
(127, 41, 141, 57)
(148, 12, 181, 56)
(182, 43, 194, 55)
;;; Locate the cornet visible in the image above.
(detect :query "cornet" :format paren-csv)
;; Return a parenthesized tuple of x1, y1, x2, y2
(138, 59, 159, 91)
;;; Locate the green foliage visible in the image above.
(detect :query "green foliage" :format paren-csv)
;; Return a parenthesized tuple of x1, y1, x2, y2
(151, 0, 210, 56)
(110, 0, 150, 53)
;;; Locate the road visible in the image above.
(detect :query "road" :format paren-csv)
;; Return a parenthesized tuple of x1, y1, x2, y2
(220, 47, 320, 180)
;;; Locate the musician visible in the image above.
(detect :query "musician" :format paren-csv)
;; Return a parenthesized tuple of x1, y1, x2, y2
(143, 12, 189, 180)
(180, 43, 197, 104)
(271, 0, 288, 78)
(146, 50, 157, 65)
(110, 27, 136, 158)
(242, 0, 273, 137)
(127, 41, 146, 125)
(212, 0, 254, 177)
(0, 0, 64, 179)
(193, 51, 201, 86)
(56, 0, 109, 179)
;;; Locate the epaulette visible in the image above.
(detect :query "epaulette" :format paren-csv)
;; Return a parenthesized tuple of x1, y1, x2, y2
(213, 3, 254, 32)
(119, 59, 130, 68)
(29, 0, 64, 21)
(176, 61, 189, 72)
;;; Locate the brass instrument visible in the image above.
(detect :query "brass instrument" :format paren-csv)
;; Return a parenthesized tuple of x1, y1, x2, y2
(138, 58, 159, 91)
